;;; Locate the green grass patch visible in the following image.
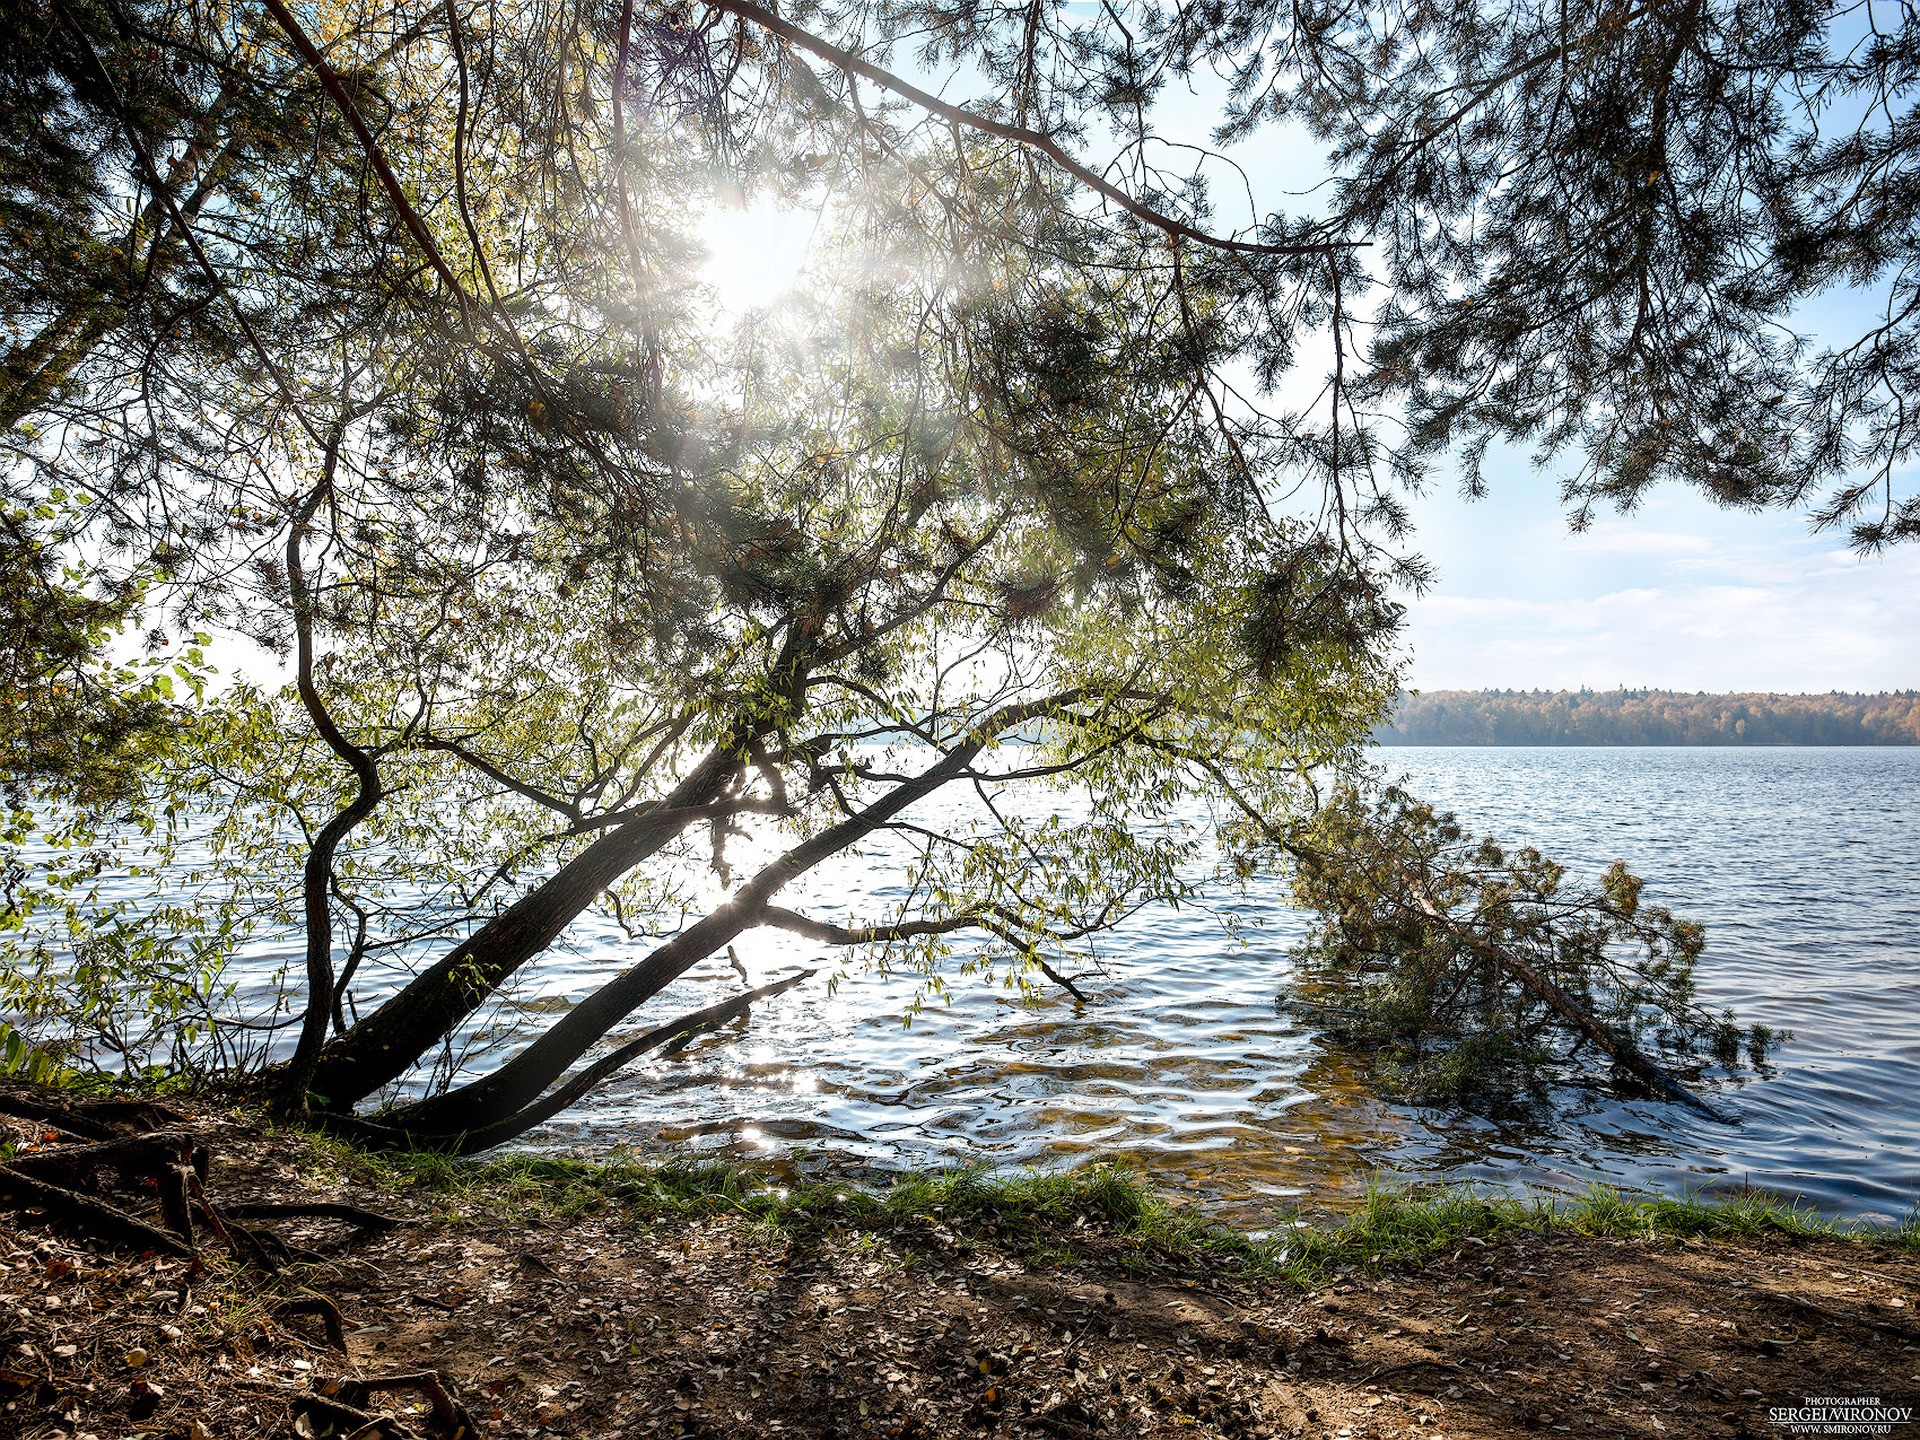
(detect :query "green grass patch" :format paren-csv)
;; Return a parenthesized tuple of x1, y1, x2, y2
(1265, 1179, 1919, 1280)
(280, 1119, 1919, 1284)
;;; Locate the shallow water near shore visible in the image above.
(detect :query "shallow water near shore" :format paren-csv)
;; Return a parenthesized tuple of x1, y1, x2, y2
(458, 747, 1920, 1226)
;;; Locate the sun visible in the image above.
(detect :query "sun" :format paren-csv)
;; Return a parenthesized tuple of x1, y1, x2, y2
(696, 197, 822, 317)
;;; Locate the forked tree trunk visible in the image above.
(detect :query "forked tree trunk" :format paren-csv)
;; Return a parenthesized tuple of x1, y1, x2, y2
(299, 743, 749, 1110)
(333, 968, 815, 1154)
(380, 727, 999, 1138)
(373, 691, 1102, 1145)
(275, 459, 385, 1109)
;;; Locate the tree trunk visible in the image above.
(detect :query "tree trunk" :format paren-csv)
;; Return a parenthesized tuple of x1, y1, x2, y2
(348, 968, 815, 1152)
(274, 460, 384, 1109)
(300, 744, 747, 1109)
(1, 98, 241, 431)
(0, 306, 122, 432)
(381, 714, 1023, 1136)
(1402, 876, 1730, 1120)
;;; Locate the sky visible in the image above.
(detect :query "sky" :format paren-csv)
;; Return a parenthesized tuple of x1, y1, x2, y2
(1141, 72, 1920, 694)
(700, 197, 1920, 694)
(1398, 461, 1920, 693)
(701, 206, 1920, 695)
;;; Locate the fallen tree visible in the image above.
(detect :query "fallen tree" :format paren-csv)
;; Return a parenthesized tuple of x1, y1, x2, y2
(1276, 786, 1782, 1110)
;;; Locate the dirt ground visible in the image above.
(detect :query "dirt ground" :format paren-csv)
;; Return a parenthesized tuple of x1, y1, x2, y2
(2, 1104, 1916, 1440)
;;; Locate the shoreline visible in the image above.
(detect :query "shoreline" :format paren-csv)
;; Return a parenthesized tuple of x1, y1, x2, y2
(3, 1093, 1916, 1438)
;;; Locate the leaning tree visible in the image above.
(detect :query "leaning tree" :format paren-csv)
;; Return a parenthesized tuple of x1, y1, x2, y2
(4, 0, 1908, 1134)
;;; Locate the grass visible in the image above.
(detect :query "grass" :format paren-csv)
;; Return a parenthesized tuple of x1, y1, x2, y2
(281, 1119, 1920, 1286)
(1277, 1180, 1918, 1277)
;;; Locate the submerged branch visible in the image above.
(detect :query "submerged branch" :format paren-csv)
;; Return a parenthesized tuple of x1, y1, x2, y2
(1278, 785, 1773, 1114)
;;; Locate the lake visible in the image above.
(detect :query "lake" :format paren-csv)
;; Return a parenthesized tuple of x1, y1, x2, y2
(476, 746, 1920, 1226)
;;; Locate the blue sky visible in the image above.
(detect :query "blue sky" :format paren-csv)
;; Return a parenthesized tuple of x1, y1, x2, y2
(1398, 458, 1920, 692)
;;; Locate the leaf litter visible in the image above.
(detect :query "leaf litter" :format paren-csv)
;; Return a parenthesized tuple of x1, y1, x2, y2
(1, 1094, 1915, 1439)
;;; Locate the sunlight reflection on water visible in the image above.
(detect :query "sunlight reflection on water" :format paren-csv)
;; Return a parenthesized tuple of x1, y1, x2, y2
(445, 748, 1920, 1225)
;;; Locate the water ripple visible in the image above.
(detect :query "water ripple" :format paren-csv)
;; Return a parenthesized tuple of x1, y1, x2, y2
(492, 748, 1920, 1223)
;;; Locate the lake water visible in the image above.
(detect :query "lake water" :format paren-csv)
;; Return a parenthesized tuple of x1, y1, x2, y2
(482, 747, 1920, 1226)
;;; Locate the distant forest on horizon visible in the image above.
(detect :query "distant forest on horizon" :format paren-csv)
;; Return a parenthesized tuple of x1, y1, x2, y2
(1380, 690, 1920, 746)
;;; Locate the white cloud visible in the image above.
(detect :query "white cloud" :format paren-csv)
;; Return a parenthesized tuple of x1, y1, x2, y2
(1568, 524, 1719, 559)
(1396, 468, 1920, 691)
(1405, 560, 1920, 690)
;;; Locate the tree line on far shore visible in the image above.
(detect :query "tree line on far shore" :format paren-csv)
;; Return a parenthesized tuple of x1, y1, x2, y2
(1380, 691, 1920, 746)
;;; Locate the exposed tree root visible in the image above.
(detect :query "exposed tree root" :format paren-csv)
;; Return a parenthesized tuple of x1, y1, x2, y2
(290, 1369, 482, 1440)
(278, 1294, 352, 1351)
(334, 1370, 481, 1439)
(0, 1090, 498, 1438)
(0, 1089, 371, 1271)
(0, 1163, 197, 1257)
(229, 1199, 401, 1229)
(291, 1390, 418, 1439)
(0, 1126, 201, 1176)
(1757, 1288, 1920, 1344)
(0, 1091, 120, 1138)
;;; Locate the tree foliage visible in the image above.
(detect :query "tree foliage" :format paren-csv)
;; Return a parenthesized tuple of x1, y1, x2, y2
(1284, 786, 1779, 1107)
(0, 0, 1883, 1135)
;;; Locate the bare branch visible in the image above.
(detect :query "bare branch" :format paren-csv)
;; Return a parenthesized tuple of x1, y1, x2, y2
(705, 0, 1356, 259)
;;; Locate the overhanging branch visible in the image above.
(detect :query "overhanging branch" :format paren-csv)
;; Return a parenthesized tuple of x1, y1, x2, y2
(760, 904, 1092, 1001)
(705, 0, 1355, 258)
